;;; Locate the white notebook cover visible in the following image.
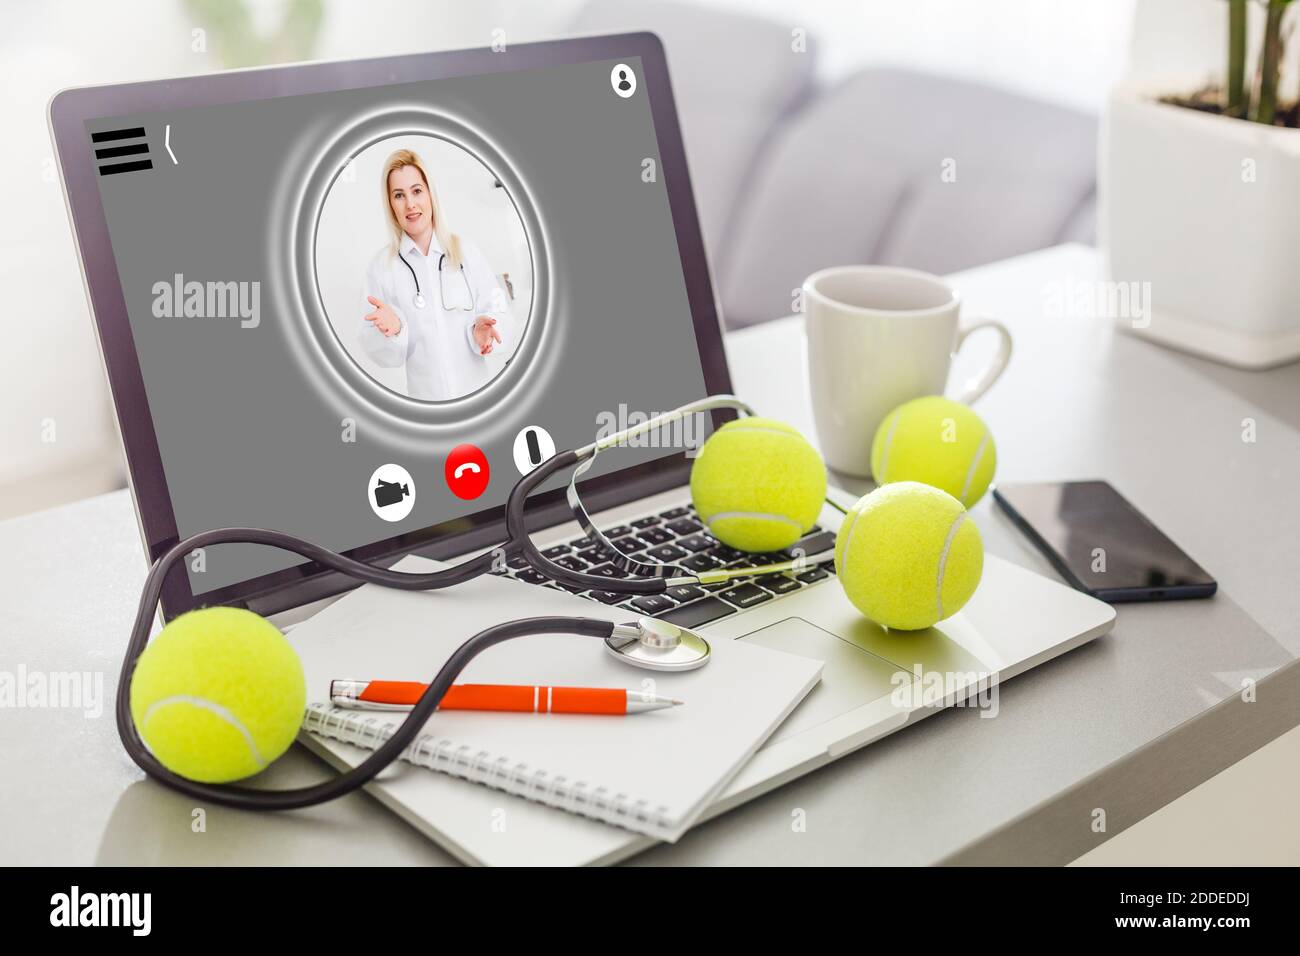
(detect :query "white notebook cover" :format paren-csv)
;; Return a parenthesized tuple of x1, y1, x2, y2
(287, 556, 822, 853)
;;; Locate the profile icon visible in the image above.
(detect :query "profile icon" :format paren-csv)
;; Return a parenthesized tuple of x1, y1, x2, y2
(610, 63, 636, 98)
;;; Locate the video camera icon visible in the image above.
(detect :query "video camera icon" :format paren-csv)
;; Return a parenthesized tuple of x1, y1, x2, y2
(368, 463, 416, 522)
(374, 478, 409, 509)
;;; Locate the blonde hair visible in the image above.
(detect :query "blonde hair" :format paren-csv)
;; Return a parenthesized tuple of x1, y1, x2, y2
(382, 148, 462, 269)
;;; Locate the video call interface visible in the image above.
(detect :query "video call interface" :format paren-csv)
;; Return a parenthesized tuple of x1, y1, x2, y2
(89, 56, 710, 595)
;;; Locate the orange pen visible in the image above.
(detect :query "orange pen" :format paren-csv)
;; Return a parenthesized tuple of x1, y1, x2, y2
(329, 679, 682, 715)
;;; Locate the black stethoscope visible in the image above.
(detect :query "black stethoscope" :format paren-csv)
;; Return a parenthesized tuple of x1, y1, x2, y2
(116, 396, 841, 811)
(397, 250, 473, 312)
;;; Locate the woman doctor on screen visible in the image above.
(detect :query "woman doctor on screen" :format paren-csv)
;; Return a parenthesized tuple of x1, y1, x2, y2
(359, 149, 516, 401)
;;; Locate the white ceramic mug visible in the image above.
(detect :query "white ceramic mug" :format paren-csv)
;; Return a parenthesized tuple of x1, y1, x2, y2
(803, 265, 1012, 477)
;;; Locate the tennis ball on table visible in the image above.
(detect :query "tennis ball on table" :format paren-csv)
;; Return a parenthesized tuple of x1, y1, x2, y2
(871, 396, 997, 507)
(835, 481, 983, 630)
(130, 606, 306, 783)
(690, 417, 827, 552)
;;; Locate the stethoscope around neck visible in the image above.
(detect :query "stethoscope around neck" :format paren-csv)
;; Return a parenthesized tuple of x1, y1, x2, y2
(397, 249, 473, 312)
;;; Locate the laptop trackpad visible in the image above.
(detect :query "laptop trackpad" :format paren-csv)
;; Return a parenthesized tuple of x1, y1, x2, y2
(740, 617, 904, 744)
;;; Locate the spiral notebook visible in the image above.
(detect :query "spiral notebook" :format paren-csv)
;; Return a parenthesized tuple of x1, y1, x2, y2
(287, 555, 823, 846)
(302, 703, 689, 835)
(301, 702, 712, 837)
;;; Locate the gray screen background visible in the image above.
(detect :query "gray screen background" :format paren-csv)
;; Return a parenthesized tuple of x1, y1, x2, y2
(90, 57, 710, 595)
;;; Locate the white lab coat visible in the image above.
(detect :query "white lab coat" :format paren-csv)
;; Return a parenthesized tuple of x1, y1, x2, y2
(359, 232, 516, 401)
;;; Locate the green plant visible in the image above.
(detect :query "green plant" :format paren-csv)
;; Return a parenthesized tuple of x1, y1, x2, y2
(1226, 0, 1249, 115)
(1227, 0, 1296, 125)
(1252, 0, 1294, 124)
(183, 0, 324, 69)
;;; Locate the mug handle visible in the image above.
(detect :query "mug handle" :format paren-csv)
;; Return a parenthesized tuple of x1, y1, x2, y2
(951, 319, 1013, 405)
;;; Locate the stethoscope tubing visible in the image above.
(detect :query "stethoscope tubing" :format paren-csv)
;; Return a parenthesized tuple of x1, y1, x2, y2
(116, 524, 617, 810)
(396, 250, 473, 312)
(504, 398, 838, 593)
(117, 395, 838, 809)
(504, 449, 682, 595)
(117, 453, 674, 810)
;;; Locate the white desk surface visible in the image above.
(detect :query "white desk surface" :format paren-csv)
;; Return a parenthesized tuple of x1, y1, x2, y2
(3, 244, 1298, 865)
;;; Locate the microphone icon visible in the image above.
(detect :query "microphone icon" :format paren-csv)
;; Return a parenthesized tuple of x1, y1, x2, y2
(513, 425, 556, 475)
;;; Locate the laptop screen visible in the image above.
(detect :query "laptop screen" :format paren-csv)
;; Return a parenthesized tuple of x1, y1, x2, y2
(76, 46, 718, 604)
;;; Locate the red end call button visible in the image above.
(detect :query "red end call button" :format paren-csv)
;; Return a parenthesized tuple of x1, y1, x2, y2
(445, 444, 490, 500)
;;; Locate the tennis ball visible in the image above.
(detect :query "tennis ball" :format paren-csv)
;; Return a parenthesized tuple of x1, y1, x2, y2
(835, 481, 983, 630)
(130, 606, 306, 783)
(690, 417, 827, 552)
(871, 396, 997, 507)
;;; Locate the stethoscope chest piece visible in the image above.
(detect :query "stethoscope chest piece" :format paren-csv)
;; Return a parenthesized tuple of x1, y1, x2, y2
(412, 291, 427, 309)
(606, 617, 711, 671)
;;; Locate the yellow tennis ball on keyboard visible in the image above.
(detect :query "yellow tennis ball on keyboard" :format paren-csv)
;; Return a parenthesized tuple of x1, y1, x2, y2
(871, 396, 996, 507)
(835, 481, 983, 630)
(130, 606, 306, 783)
(691, 417, 827, 552)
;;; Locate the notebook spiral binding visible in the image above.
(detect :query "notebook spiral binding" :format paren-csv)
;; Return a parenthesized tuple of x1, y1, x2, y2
(302, 703, 674, 832)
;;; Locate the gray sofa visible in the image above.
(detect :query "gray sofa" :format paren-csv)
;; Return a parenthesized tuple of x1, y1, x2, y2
(570, 1, 1098, 328)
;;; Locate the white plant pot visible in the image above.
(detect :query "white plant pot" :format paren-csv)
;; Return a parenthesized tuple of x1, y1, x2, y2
(1100, 87, 1300, 369)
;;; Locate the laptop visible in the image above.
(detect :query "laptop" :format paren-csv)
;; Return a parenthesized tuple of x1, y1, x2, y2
(50, 32, 1115, 863)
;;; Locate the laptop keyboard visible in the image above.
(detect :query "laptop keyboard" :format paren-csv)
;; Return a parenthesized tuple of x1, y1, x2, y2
(490, 501, 837, 628)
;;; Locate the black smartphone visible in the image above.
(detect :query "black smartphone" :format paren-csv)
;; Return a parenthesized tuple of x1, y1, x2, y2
(993, 480, 1216, 602)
